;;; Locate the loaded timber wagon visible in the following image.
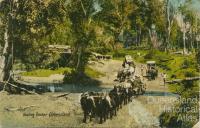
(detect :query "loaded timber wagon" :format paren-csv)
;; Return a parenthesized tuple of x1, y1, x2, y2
(146, 61, 158, 80)
(122, 55, 135, 68)
(117, 55, 136, 82)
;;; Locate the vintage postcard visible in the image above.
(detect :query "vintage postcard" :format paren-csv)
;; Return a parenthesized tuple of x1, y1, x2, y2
(0, 0, 199, 128)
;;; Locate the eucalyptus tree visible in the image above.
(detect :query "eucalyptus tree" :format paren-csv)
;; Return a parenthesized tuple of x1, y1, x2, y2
(146, 0, 166, 49)
(66, 0, 99, 74)
(0, 0, 66, 89)
(96, 0, 136, 49)
(178, 0, 197, 54)
(165, 0, 176, 50)
(0, 0, 15, 83)
(97, 0, 167, 49)
(129, 0, 148, 46)
(180, 0, 199, 52)
(184, 10, 196, 51)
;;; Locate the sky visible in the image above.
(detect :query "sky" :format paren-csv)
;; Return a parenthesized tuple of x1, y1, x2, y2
(171, 0, 200, 13)
(189, 0, 200, 12)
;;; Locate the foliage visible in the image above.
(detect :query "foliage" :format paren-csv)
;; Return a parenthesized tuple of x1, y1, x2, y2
(0, 0, 199, 86)
(63, 66, 105, 84)
(0, 0, 67, 69)
(196, 50, 200, 64)
(21, 67, 72, 77)
(160, 81, 199, 128)
(0, 1, 199, 126)
(181, 59, 193, 69)
(1, 0, 199, 73)
(144, 50, 155, 59)
(66, 0, 98, 73)
(143, 50, 172, 70)
(63, 69, 77, 84)
(84, 66, 105, 78)
(170, 20, 181, 47)
(112, 49, 199, 80)
(21, 65, 104, 79)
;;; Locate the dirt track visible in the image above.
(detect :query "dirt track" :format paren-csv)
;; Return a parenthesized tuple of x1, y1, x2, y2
(0, 60, 177, 128)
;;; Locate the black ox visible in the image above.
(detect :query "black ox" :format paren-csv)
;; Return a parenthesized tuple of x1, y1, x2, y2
(80, 85, 136, 124)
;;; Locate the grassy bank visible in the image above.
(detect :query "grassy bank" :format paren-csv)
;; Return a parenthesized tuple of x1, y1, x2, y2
(21, 67, 105, 79)
(85, 66, 105, 78)
(21, 67, 72, 77)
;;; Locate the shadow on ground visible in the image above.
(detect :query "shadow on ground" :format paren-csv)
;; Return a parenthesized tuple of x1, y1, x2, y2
(0, 74, 110, 94)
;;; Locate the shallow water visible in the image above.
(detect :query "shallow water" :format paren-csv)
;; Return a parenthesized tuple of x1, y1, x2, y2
(35, 83, 112, 93)
(144, 91, 179, 97)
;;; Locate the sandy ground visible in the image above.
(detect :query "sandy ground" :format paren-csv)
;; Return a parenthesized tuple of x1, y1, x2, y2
(89, 60, 122, 85)
(0, 60, 177, 128)
(19, 74, 64, 84)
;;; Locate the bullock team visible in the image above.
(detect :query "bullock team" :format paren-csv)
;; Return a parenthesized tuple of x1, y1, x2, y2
(80, 55, 146, 124)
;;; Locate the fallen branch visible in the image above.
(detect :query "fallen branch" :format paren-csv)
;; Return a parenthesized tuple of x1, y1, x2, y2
(1, 81, 39, 95)
(55, 93, 71, 98)
(9, 82, 39, 95)
(166, 77, 200, 84)
(5, 105, 38, 111)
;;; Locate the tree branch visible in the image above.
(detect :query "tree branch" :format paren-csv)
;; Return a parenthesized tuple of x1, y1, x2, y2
(5, 105, 38, 111)
(80, 0, 86, 16)
(0, 81, 39, 95)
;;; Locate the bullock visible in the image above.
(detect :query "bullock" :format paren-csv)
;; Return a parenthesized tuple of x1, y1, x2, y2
(80, 93, 96, 123)
(81, 92, 117, 124)
(97, 93, 117, 123)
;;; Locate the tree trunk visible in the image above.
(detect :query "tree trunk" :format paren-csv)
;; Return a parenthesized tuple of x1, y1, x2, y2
(165, 0, 175, 52)
(191, 29, 194, 51)
(0, 24, 13, 92)
(149, 28, 158, 49)
(138, 27, 141, 46)
(0, 23, 13, 91)
(76, 46, 85, 74)
(166, 0, 170, 52)
(0, 0, 16, 92)
(183, 29, 186, 55)
(76, 47, 81, 71)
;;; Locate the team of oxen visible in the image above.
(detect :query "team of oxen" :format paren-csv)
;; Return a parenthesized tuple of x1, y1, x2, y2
(80, 55, 146, 123)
